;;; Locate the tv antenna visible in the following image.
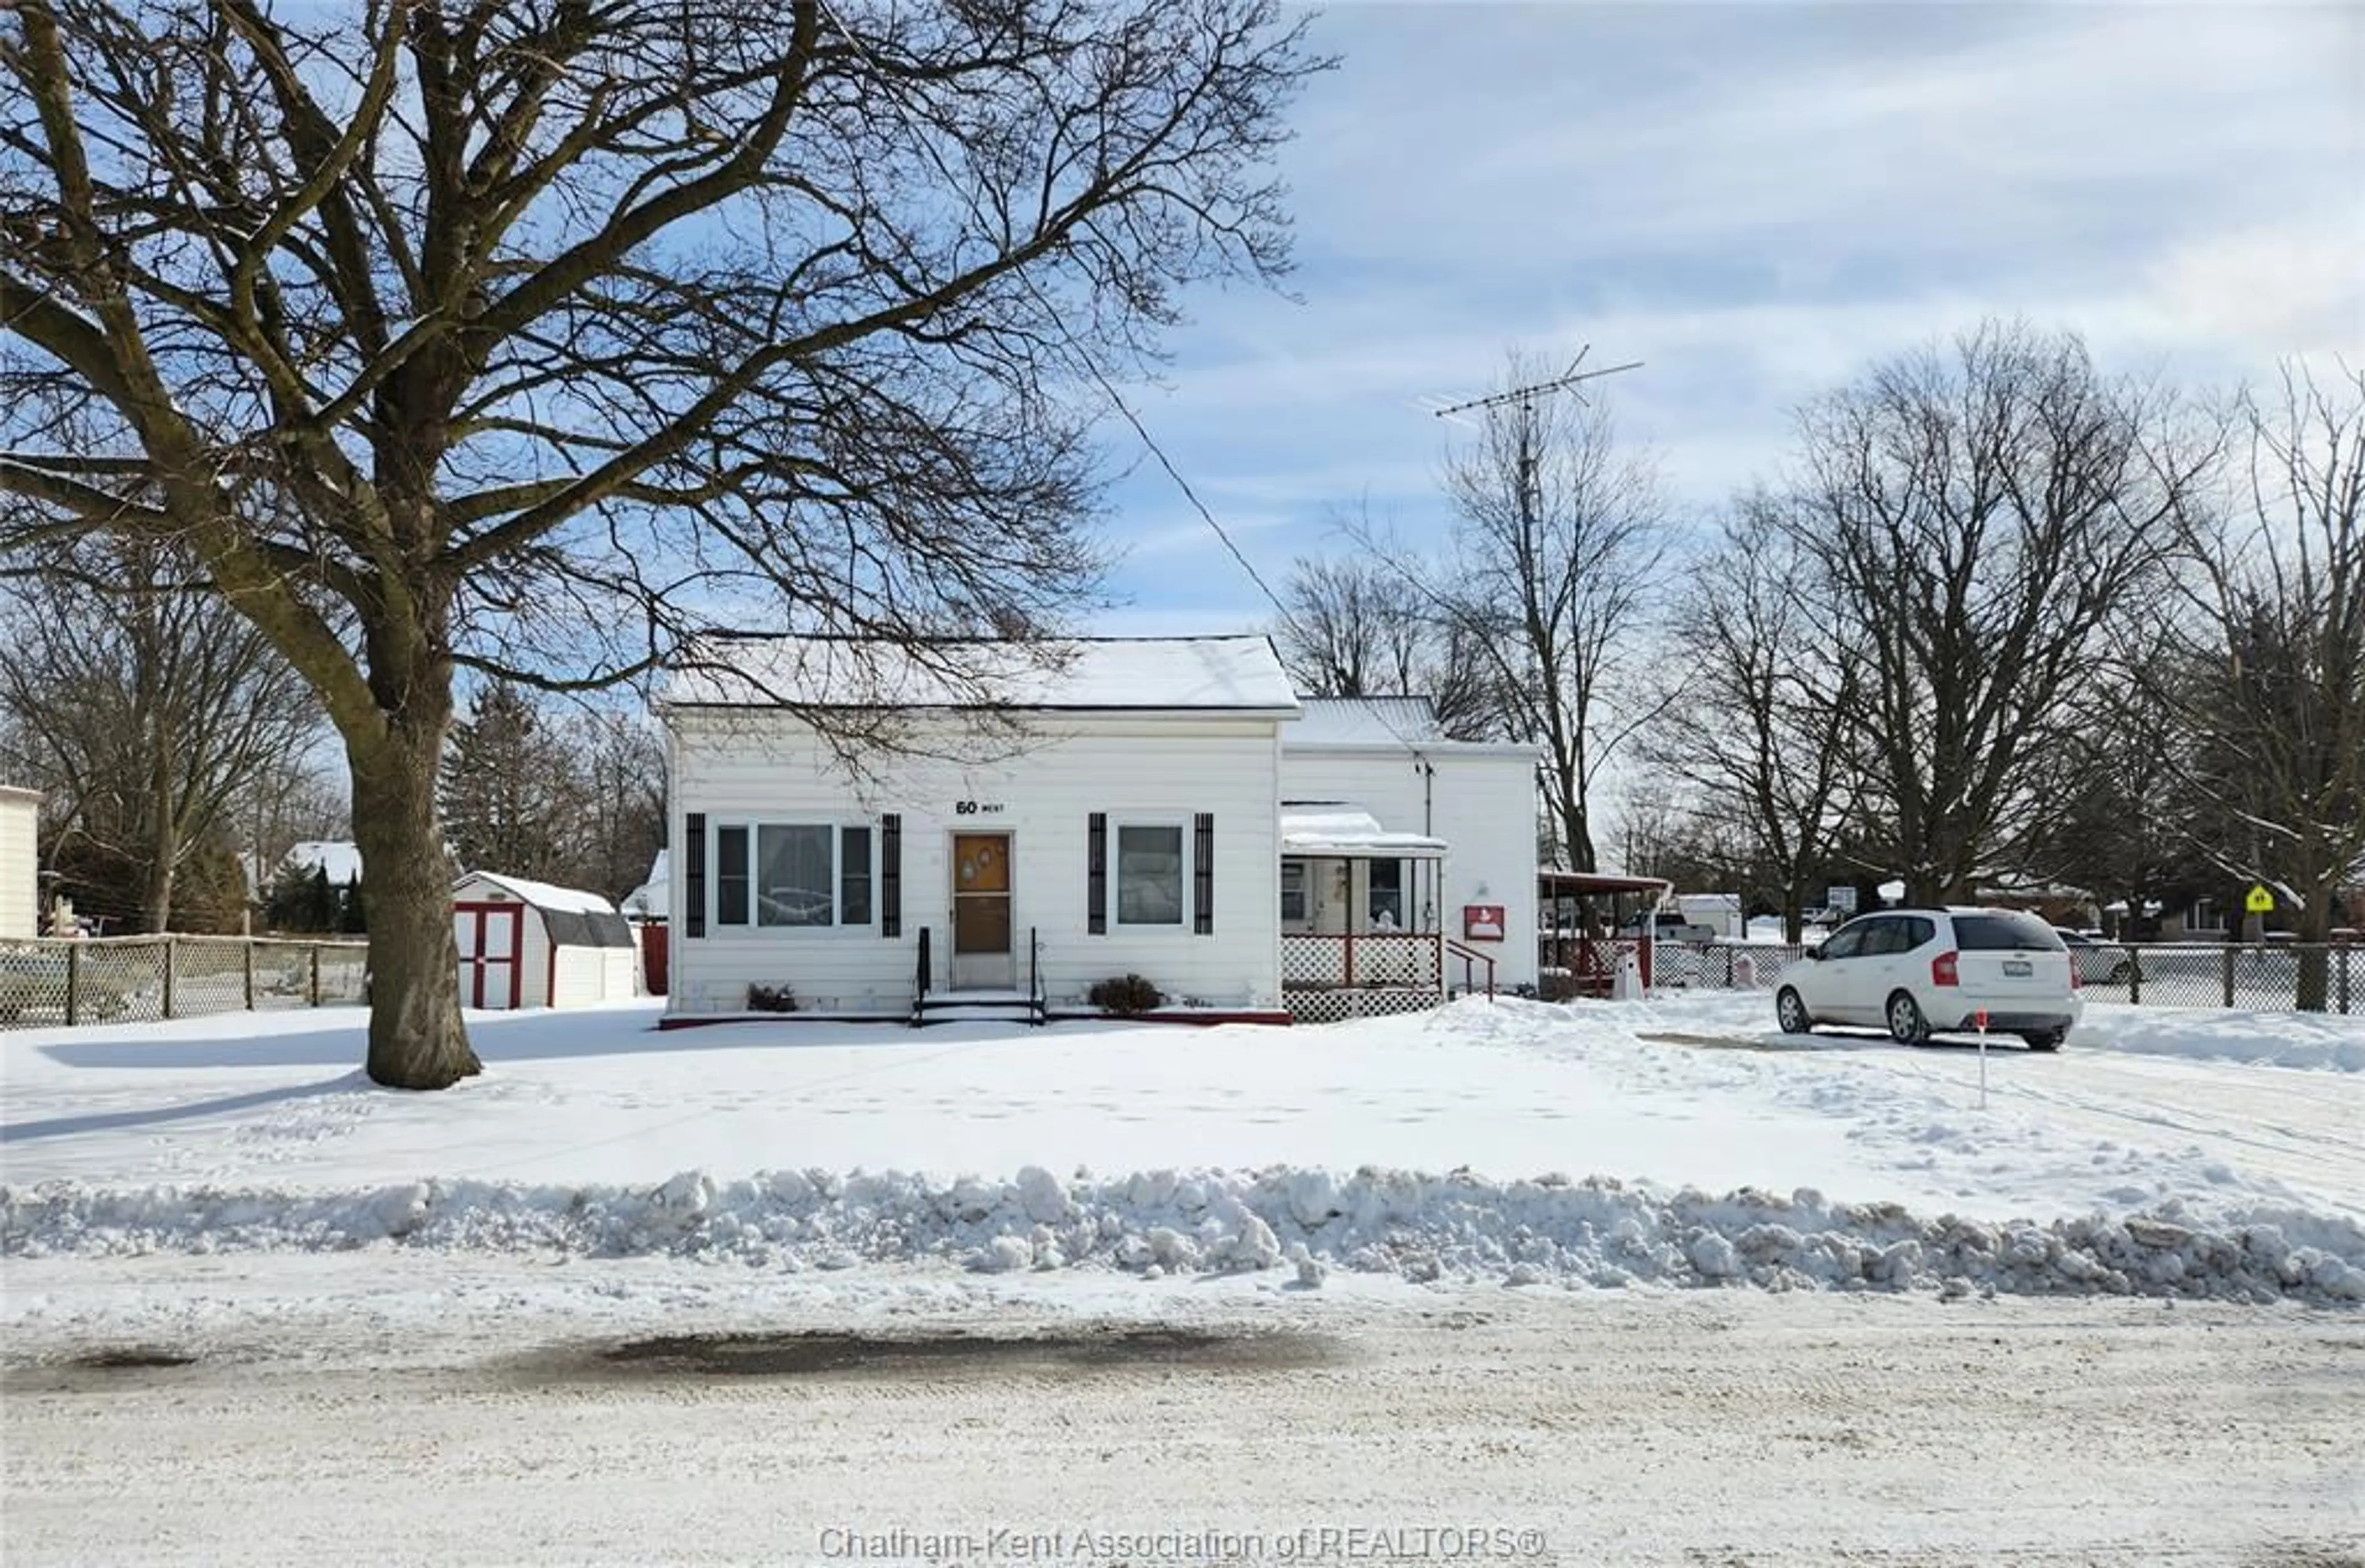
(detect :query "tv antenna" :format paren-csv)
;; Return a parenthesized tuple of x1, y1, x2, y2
(1425, 344, 1641, 530)
(1426, 342, 1642, 425)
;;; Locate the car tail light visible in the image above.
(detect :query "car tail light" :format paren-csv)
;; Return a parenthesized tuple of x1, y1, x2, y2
(1931, 950, 1959, 987)
(2068, 959, 2081, 991)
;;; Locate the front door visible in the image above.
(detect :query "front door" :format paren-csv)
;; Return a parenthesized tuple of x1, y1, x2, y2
(951, 832, 1015, 990)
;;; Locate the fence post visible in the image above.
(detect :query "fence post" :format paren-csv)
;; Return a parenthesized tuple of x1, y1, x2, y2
(243, 941, 256, 1011)
(2128, 946, 2141, 1006)
(66, 942, 82, 1026)
(2221, 945, 2236, 1009)
(2341, 946, 2352, 1016)
(163, 937, 177, 1020)
(309, 944, 321, 1008)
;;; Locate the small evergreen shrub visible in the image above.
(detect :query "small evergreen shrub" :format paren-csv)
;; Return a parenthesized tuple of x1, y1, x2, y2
(1087, 973, 1163, 1016)
(746, 982, 798, 1013)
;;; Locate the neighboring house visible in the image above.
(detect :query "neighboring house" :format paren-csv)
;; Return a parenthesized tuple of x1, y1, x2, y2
(0, 785, 38, 939)
(622, 849, 672, 997)
(623, 849, 669, 923)
(660, 634, 1298, 1023)
(451, 870, 639, 1009)
(1275, 697, 1542, 998)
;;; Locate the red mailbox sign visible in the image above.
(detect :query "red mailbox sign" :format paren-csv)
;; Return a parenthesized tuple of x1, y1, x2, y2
(1462, 903, 1506, 942)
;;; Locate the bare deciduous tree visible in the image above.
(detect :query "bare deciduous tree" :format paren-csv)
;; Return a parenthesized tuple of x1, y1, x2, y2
(0, 536, 318, 930)
(2170, 365, 2365, 1008)
(1, 0, 1327, 1085)
(1646, 493, 1862, 938)
(1272, 537, 1497, 741)
(1770, 320, 2217, 902)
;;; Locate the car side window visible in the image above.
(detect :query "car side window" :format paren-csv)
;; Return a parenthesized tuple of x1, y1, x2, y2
(1821, 923, 1869, 960)
(1904, 916, 1935, 948)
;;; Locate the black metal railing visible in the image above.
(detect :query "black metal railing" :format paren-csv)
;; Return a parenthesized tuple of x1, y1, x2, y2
(1028, 926, 1046, 1026)
(909, 926, 931, 1027)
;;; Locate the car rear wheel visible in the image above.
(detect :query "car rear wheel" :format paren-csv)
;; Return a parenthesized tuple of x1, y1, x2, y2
(2023, 1030, 2064, 1053)
(1885, 991, 1930, 1045)
(1776, 987, 1813, 1035)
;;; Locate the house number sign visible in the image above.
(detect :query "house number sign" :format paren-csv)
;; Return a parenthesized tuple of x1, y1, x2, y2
(953, 800, 1005, 815)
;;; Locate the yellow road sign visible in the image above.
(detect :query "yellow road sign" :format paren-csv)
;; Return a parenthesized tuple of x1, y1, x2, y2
(2245, 884, 2276, 914)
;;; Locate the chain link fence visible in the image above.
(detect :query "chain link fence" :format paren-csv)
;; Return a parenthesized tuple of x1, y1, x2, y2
(1641, 939, 2359, 1014)
(0, 936, 369, 1030)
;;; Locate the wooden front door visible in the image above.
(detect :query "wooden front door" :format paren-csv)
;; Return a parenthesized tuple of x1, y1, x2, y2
(950, 832, 1014, 989)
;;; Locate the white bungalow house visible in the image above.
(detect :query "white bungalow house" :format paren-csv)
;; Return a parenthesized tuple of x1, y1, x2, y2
(659, 634, 1298, 1024)
(655, 638, 1547, 1026)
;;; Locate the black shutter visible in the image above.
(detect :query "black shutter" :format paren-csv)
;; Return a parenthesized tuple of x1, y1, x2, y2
(684, 814, 706, 939)
(880, 814, 902, 937)
(1087, 812, 1107, 934)
(1194, 812, 1214, 935)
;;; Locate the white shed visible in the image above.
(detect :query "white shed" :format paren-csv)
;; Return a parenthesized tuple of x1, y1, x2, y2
(450, 871, 639, 1009)
(0, 785, 38, 940)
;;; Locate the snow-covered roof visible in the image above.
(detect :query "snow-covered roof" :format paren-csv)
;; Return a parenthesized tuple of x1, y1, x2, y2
(661, 634, 1299, 715)
(282, 840, 362, 883)
(454, 871, 620, 916)
(1280, 806, 1446, 859)
(0, 783, 39, 804)
(1284, 697, 1444, 746)
(623, 849, 669, 920)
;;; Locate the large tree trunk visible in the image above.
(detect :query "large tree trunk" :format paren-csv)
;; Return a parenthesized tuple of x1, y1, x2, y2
(350, 709, 480, 1089)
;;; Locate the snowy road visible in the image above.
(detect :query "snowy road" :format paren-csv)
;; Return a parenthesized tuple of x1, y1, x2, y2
(2, 1277, 2358, 1567)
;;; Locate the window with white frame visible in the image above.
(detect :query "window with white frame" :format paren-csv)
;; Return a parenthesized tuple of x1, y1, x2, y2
(711, 820, 875, 929)
(1115, 823, 1185, 926)
(1280, 859, 1308, 924)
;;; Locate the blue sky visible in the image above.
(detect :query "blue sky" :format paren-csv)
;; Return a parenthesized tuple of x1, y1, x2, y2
(1083, 0, 2365, 635)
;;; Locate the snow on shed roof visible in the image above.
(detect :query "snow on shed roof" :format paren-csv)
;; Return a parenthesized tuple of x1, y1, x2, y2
(455, 871, 620, 916)
(661, 634, 1299, 714)
(1280, 806, 1445, 859)
(1284, 697, 1444, 745)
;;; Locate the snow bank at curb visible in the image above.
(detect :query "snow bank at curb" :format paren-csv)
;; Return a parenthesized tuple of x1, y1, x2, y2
(7, 1166, 2363, 1306)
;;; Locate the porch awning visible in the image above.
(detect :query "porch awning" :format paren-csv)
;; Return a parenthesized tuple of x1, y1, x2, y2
(1280, 807, 1445, 860)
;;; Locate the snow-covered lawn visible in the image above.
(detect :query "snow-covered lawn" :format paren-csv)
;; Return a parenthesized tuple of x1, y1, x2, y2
(4, 993, 2362, 1304)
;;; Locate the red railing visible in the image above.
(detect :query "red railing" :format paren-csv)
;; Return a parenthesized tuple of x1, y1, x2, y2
(1441, 937, 1496, 1000)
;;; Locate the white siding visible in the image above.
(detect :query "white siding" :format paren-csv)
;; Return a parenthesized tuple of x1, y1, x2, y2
(1280, 745, 1540, 991)
(516, 901, 552, 1008)
(550, 945, 638, 1006)
(0, 790, 35, 939)
(668, 711, 1283, 1014)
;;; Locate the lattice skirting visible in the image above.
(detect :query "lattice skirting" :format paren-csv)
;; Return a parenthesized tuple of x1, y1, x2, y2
(1284, 985, 1448, 1024)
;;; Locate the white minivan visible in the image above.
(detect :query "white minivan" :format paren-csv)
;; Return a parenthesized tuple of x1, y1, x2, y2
(1772, 907, 2080, 1051)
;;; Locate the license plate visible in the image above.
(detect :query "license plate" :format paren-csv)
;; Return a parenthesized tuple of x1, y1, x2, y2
(2003, 960, 2032, 977)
